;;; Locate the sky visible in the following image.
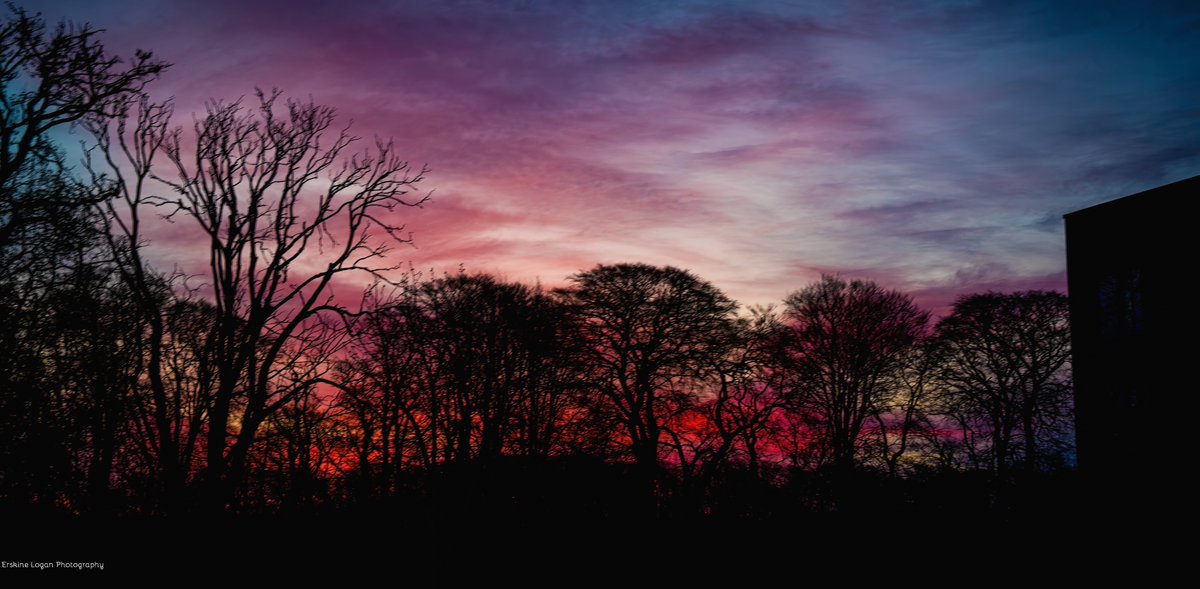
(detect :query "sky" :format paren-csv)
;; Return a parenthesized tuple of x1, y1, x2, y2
(27, 0, 1200, 314)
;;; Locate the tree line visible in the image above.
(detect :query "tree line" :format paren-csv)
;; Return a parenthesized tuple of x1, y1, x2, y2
(0, 8, 1073, 517)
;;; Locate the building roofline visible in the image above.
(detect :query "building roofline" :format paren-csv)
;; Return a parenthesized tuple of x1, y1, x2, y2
(1063, 174, 1199, 219)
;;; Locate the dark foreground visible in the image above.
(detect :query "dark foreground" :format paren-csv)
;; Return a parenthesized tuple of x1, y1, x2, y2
(1, 480, 1182, 583)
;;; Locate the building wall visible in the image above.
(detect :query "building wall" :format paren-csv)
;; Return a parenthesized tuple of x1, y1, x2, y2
(1065, 176, 1193, 489)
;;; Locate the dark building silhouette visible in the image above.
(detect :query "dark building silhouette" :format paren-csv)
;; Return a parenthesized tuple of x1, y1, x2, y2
(1065, 176, 1193, 498)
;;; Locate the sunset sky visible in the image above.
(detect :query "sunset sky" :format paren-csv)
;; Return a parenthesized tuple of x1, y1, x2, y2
(31, 0, 1200, 313)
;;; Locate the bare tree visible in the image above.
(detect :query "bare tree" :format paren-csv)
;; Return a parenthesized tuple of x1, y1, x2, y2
(0, 5, 164, 257)
(780, 275, 929, 472)
(0, 5, 164, 511)
(334, 271, 586, 500)
(168, 90, 429, 508)
(866, 339, 938, 476)
(333, 282, 431, 497)
(90, 88, 429, 509)
(695, 306, 786, 481)
(416, 274, 532, 463)
(82, 94, 196, 509)
(930, 291, 1073, 475)
(412, 274, 580, 463)
(556, 263, 737, 504)
(252, 387, 344, 511)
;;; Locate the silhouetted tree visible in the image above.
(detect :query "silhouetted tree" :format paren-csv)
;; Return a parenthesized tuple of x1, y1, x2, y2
(334, 272, 587, 501)
(930, 291, 1073, 475)
(557, 263, 737, 504)
(0, 249, 146, 509)
(690, 306, 786, 481)
(89, 87, 430, 510)
(507, 288, 593, 460)
(865, 339, 939, 476)
(0, 5, 164, 511)
(124, 295, 222, 507)
(0, 6, 163, 266)
(333, 283, 430, 497)
(779, 275, 929, 472)
(252, 388, 343, 511)
(418, 274, 542, 463)
(81, 93, 197, 509)
(174, 91, 428, 510)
